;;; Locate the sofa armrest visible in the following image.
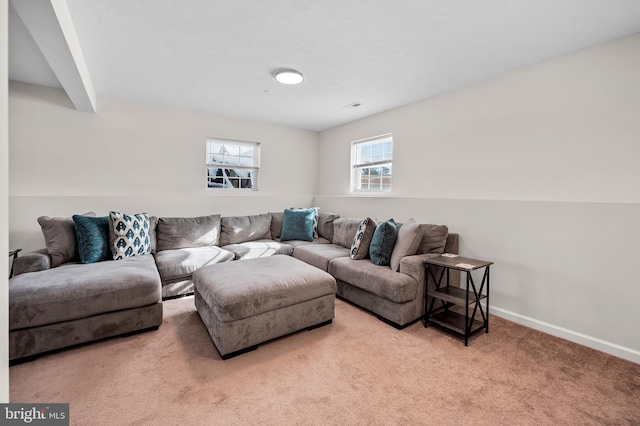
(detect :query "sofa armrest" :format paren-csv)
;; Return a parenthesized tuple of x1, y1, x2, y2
(400, 252, 462, 295)
(399, 253, 440, 287)
(12, 249, 51, 277)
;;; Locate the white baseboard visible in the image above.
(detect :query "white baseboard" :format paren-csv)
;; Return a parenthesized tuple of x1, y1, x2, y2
(490, 306, 640, 364)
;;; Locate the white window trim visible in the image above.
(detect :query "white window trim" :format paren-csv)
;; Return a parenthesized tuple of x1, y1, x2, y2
(206, 137, 260, 191)
(350, 133, 393, 193)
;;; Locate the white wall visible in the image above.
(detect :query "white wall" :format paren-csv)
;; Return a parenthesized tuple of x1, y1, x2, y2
(315, 34, 640, 362)
(1, 0, 10, 403)
(7, 30, 640, 367)
(9, 82, 319, 252)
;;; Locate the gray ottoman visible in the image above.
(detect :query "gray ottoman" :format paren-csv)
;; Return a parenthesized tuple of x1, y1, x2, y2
(193, 255, 336, 359)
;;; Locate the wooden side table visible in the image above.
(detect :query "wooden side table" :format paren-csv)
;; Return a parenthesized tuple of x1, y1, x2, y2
(9, 249, 22, 278)
(424, 254, 493, 346)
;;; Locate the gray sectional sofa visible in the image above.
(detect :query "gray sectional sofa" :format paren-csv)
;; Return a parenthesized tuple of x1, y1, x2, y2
(9, 209, 458, 361)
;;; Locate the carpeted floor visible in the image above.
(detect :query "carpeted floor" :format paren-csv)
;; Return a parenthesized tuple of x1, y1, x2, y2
(10, 296, 640, 425)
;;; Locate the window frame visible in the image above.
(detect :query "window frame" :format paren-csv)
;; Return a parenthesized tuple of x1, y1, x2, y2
(350, 133, 393, 193)
(206, 137, 260, 191)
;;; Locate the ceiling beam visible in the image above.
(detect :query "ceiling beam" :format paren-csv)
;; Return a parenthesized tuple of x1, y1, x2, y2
(10, 0, 96, 112)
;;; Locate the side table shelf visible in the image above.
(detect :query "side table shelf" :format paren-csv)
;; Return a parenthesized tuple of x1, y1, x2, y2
(424, 255, 493, 346)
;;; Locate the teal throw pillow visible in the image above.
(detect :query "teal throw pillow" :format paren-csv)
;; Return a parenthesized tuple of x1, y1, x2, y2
(280, 208, 316, 242)
(73, 215, 111, 264)
(369, 219, 398, 266)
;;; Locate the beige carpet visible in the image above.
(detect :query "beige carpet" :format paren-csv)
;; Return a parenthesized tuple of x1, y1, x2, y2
(10, 296, 640, 425)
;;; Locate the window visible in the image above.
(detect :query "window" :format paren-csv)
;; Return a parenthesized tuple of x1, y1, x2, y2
(351, 134, 393, 192)
(206, 138, 260, 190)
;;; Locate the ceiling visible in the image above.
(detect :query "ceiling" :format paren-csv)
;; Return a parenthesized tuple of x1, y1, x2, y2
(8, 0, 640, 131)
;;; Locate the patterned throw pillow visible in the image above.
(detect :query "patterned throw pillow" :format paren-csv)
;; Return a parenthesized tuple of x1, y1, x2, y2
(109, 211, 152, 260)
(311, 207, 319, 239)
(350, 217, 376, 260)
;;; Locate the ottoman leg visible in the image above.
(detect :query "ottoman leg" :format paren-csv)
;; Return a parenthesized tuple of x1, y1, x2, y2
(307, 319, 332, 331)
(221, 345, 258, 360)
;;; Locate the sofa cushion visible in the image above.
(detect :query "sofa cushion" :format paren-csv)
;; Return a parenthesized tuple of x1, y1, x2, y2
(293, 243, 350, 271)
(350, 217, 376, 260)
(148, 216, 158, 253)
(318, 212, 339, 242)
(219, 213, 272, 246)
(270, 211, 284, 239)
(153, 246, 234, 282)
(329, 257, 418, 303)
(73, 215, 111, 264)
(332, 218, 363, 249)
(157, 215, 221, 251)
(37, 212, 96, 267)
(390, 219, 423, 272)
(222, 239, 294, 260)
(9, 255, 161, 330)
(280, 208, 315, 242)
(370, 219, 398, 266)
(109, 211, 152, 260)
(279, 238, 331, 248)
(418, 224, 449, 254)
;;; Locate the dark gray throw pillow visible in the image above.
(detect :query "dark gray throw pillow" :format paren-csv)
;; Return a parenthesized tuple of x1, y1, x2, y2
(369, 219, 398, 266)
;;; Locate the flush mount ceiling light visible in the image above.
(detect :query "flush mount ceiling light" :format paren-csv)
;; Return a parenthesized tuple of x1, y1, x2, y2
(273, 68, 304, 85)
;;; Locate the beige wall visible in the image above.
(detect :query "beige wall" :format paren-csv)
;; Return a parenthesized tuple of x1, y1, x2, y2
(315, 34, 640, 362)
(9, 82, 319, 253)
(1, 0, 8, 403)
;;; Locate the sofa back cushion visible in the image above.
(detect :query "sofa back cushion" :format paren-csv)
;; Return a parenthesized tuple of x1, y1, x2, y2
(148, 216, 158, 253)
(270, 211, 284, 239)
(157, 215, 221, 251)
(220, 213, 272, 246)
(318, 212, 339, 242)
(389, 219, 423, 271)
(418, 224, 449, 254)
(332, 218, 363, 249)
(37, 212, 96, 267)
